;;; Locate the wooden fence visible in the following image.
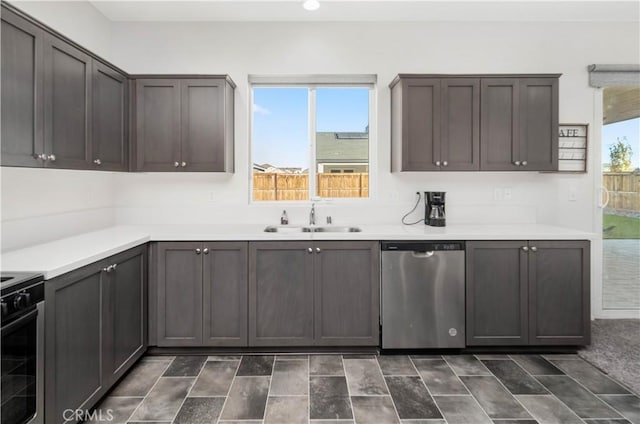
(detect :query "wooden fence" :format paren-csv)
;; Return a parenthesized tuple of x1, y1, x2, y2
(253, 173, 369, 201)
(603, 172, 640, 212)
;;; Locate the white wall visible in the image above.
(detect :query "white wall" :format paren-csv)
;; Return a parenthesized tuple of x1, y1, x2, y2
(109, 20, 640, 230)
(0, 1, 115, 251)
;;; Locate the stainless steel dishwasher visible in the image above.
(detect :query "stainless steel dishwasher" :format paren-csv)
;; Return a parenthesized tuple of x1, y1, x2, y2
(381, 241, 465, 349)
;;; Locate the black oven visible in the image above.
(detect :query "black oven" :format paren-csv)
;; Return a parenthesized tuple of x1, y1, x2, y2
(1, 273, 45, 424)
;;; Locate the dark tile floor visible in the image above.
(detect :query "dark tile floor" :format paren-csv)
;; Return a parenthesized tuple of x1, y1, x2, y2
(88, 353, 640, 424)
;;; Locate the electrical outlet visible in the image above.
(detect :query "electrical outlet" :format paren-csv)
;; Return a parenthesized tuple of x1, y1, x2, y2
(208, 191, 217, 202)
(493, 188, 503, 201)
(569, 187, 577, 202)
(503, 187, 512, 201)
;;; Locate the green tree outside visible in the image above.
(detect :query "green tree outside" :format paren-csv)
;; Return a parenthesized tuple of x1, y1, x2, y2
(609, 137, 633, 172)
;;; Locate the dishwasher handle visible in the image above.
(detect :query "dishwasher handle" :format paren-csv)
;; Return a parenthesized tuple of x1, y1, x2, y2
(411, 251, 435, 258)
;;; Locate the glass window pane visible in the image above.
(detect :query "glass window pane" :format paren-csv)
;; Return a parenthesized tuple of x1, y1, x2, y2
(315, 87, 370, 198)
(252, 87, 309, 201)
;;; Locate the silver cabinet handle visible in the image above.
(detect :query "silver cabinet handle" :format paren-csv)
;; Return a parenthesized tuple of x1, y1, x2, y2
(435, 160, 441, 166)
(522, 161, 528, 166)
(522, 246, 529, 251)
(174, 161, 180, 167)
(530, 246, 537, 252)
(307, 248, 313, 253)
(181, 162, 187, 167)
(195, 248, 202, 254)
(514, 161, 521, 166)
(111, 263, 117, 270)
(316, 247, 321, 253)
(35, 153, 47, 160)
(442, 161, 448, 167)
(47, 154, 56, 162)
(102, 264, 115, 273)
(93, 159, 102, 165)
(203, 248, 209, 254)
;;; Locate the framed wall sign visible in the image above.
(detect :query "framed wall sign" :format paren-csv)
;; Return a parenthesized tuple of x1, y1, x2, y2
(558, 124, 588, 172)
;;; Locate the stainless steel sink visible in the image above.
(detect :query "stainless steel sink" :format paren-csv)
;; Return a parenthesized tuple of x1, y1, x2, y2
(263, 225, 362, 233)
(312, 226, 362, 233)
(263, 225, 312, 233)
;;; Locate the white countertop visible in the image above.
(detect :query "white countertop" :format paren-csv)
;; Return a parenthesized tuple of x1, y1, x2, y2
(1, 223, 595, 280)
(1, 226, 150, 280)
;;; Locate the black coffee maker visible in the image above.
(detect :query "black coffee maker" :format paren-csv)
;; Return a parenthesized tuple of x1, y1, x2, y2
(425, 191, 446, 227)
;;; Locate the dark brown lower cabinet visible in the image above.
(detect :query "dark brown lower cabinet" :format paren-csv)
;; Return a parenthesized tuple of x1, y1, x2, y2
(529, 241, 590, 345)
(466, 241, 528, 346)
(102, 246, 147, 386)
(45, 245, 147, 424)
(249, 242, 315, 346)
(154, 241, 248, 347)
(466, 240, 590, 347)
(249, 241, 380, 347)
(314, 241, 380, 346)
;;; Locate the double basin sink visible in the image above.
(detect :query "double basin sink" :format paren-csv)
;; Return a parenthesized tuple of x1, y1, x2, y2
(264, 225, 362, 233)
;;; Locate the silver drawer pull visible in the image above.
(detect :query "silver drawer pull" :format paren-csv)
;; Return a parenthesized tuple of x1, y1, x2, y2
(522, 246, 529, 251)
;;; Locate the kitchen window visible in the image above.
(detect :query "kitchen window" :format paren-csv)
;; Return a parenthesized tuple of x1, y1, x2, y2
(250, 75, 375, 202)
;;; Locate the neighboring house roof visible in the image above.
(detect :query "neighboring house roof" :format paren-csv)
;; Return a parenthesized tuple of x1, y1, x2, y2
(316, 132, 368, 163)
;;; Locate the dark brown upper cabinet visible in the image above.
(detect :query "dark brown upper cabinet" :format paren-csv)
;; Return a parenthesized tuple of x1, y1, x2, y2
(481, 77, 559, 171)
(519, 78, 559, 171)
(1, 3, 131, 171)
(391, 76, 480, 171)
(92, 61, 129, 171)
(134, 77, 235, 172)
(43, 34, 93, 169)
(1, 7, 44, 167)
(391, 74, 559, 172)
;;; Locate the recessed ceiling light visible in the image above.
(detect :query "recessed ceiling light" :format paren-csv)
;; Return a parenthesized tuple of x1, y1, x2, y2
(303, 0, 320, 11)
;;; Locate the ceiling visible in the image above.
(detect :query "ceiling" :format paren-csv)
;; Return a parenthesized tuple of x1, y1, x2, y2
(604, 87, 640, 125)
(88, 0, 640, 22)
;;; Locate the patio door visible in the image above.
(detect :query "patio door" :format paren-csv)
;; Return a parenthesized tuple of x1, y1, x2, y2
(600, 85, 640, 315)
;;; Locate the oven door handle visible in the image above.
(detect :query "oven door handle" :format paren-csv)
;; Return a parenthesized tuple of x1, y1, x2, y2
(1, 307, 38, 336)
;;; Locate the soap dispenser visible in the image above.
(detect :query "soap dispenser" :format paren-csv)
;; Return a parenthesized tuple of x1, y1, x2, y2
(280, 210, 289, 225)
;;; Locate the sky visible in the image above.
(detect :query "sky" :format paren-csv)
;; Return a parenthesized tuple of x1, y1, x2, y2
(253, 87, 369, 168)
(602, 117, 640, 169)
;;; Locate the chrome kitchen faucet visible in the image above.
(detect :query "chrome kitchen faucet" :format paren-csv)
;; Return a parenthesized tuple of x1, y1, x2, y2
(309, 203, 316, 226)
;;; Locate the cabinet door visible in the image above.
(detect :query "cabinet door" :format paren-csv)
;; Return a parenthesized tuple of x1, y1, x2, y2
(43, 34, 92, 169)
(46, 266, 104, 424)
(480, 78, 520, 171)
(401, 78, 441, 171)
(135, 79, 181, 171)
(519, 78, 558, 171)
(181, 79, 230, 172)
(529, 241, 590, 345)
(249, 242, 314, 346)
(466, 241, 528, 346)
(156, 242, 203, 346)
(203, 242, 248, 346)
(314, 241, 379, 346)
(103, 246, 147, 386)
(441, 79, 480, 171)
(92, 61, 128, 171)
(1, 8, 44, 167)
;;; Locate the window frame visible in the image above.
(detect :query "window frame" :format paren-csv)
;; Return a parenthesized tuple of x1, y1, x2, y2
(248, 75, 377, 205)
